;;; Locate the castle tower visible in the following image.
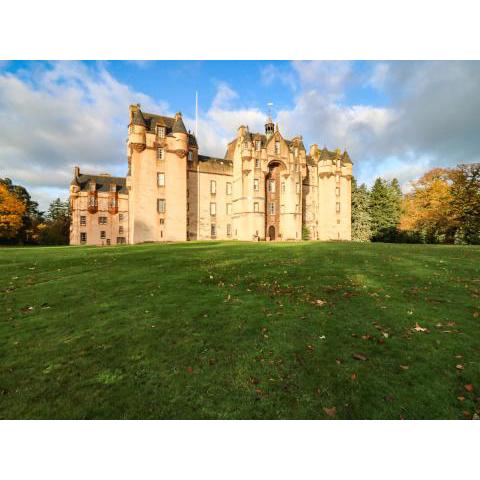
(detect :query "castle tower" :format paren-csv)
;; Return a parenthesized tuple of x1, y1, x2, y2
(127, 106, 188, 243)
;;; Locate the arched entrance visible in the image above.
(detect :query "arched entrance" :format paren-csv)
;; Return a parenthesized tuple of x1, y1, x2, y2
(268, 225, 276, 241)
(265, 161, 284, 241)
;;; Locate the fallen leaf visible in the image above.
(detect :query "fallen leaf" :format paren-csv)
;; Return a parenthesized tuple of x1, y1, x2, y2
(315, 299, 327, 306)
(463, 411, 471, 418)
(456, 364, 464, 370)
(473, 311, 479, 318)
(400, 365, 409, 370)
(465, 384, 474, 392)
(457, 396, 465, 402)
(351, 373, 357, 381)
(413, 322, 428, 332)
(323, 406, 336, 417)
(353, 353, 367, 361)
(186, 367, 193, 374)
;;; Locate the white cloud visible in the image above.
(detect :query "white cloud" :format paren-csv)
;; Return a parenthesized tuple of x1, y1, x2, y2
(0, 61, 167, 209)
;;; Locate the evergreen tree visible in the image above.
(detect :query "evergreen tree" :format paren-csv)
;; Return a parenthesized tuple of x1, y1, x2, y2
(351, 177, 372, 241)
(369, 177, 402, 242)
(450, 163, 480, 244)
(39, 198, 71, 245)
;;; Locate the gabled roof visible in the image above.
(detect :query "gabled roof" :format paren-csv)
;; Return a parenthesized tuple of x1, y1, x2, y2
(71, 174, 128, 194)
(140, 111, 197, 147)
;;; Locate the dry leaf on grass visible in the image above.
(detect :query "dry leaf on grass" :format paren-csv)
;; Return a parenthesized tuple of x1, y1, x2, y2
(352, 353, 367, 361)
(413, 322, 428, 332)
(400, 365, 409, 370)
(323, 406, 337, 417)
(465, 384, 474, 392)
(456, 364, 464, 370)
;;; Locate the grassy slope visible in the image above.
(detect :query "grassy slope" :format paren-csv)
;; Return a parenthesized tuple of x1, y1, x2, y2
(1, 241, 479, 419)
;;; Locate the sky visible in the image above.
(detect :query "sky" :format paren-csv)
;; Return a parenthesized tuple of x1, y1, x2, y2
(1, 60, 480, 210)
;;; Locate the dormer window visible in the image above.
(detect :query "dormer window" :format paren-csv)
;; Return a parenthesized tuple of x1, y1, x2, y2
(110, 184, 116, 192)
(255, 140, 261, 151)
(89, 182, 96, 192)
(157, 126, 166, 138)
(188, 151, 193, 161)
(275, 141, 280, 155)
(336, 159, 341, 168)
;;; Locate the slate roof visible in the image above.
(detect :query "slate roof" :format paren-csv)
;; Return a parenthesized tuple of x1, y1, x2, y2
(141, 111, 197, 147)
(71, 173, 128, 194)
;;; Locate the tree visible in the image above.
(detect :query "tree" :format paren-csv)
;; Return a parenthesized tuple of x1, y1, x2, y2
(38, 198, 71, 245)
(450, 163, 480, 244)
(0, 178, 44, 244)
(369, 178, 402, 241)
(0, 183, 26, 241)
(399, 168, 456, 243)
(351, 177, 372, 241)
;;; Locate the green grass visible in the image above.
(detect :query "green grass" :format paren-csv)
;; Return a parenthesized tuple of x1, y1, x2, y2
(1, 241, 479, 419)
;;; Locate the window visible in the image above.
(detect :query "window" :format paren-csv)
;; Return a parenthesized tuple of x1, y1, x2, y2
(255, 158, 260, 169)
(117, 237, 126, 244)
(275, 141, 280, 155)
(254, 178, 259, 192)
(336, 159, 341, 168)
(293, 163, 298, 172)
(226, 203, 232, 215)
(88, 196, 96, 207)
(109, 197, 117, 209)
(157, 147, 165, 160)
(157, 126, 165, 138)
(337, 219, 341, 224)
(296, 182, 300, 194)
(187, 202, 189, 212)
(106, 239, 111, 246)
(227, 224, 232, 236)
(281, 182, 286, 193)
(269, 203, 275, 215)
(336, 187, 340, 196)
(210, 180, 216, 194)
(211, 224, 217, 238)
(210, 202, 216, 216)
(294, 147, 299, 157)
(157, 172, 165, 187)
(336, 202, 341, 213)
(268, 179, 275, 193)
(100, 231, 106, 240)
(99, 216, 107, 225)
(80, 232, 87, 244)
(119, 213, 124, 221)
(226, 182, 232, 195)
(255, 140, 261, 151)
(80, 216, 86, 226)
(119, 226, 124, 234)
(254, 202, 259, 213)
(160, 218, 165, 225)
(336, 174, 340, 183)
(89, 182, 95, 192)
(296, 204, 300, 213)
(110, 184, 116, 192)
(188, 151, 193, 161)
(157, 198, 166, 213)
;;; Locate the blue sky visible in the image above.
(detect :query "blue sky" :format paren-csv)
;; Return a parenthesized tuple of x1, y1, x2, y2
(1, 60, 479, 209)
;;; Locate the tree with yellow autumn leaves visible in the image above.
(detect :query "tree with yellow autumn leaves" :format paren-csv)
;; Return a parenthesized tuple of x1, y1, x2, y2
(0, 182, 26, 240)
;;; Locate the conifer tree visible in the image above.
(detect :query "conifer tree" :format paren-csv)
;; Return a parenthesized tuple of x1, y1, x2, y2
(351, 177, 372, 241)
(369, 177, 402, 241)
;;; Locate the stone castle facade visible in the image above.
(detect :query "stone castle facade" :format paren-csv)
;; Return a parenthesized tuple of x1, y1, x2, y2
(69, 104, 352, 245)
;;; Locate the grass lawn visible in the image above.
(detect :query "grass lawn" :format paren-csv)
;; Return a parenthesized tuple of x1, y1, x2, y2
(1, 241, 479, 419)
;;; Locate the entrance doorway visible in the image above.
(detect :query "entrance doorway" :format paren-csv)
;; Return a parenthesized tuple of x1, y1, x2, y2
(268, 225, 276, 241)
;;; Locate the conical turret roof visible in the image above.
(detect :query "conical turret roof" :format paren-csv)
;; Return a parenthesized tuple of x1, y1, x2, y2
(172, 112, 188, 134)
(132, 108, 146, 126)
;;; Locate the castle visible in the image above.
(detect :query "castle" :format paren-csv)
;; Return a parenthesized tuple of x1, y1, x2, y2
(69, 104, 352, 245)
